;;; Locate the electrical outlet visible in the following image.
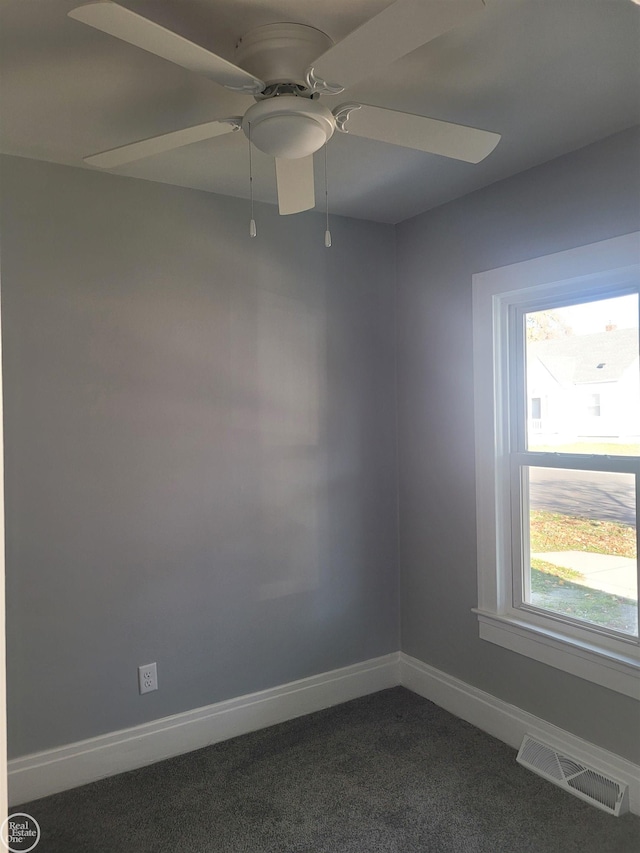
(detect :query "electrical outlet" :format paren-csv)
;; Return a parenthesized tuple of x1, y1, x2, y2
(138, 662, 158, 694)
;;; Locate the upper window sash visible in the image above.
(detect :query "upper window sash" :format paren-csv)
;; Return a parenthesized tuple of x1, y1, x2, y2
(508, 290, 640, 463)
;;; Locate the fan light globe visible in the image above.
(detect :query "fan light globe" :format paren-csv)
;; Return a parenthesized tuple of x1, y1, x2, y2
(250, 115, 327, 159)
(243, 97, 335, 159)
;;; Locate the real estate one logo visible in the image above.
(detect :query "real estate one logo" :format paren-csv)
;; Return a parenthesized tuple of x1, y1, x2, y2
(0, 814, 41, 853)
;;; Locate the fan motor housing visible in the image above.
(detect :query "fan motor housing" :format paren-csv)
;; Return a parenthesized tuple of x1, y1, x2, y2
(243, 96, 335, 159)
(236, 23, 333, 89)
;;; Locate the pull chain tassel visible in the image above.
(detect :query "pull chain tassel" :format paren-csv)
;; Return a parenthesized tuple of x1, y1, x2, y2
(324, 144, 331, 248)
(248, 122, 256, 238)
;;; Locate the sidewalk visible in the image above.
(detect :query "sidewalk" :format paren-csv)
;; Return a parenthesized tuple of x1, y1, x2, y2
(532, 551, 637, 600)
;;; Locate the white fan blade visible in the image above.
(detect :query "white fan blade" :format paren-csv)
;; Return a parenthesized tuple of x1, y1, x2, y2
(275, 157, 315, 215)
(308, 0, 485, 92)
(335, 104, 500, 163)
(84, 118, 242, 168)
(68, 2, 264, 94)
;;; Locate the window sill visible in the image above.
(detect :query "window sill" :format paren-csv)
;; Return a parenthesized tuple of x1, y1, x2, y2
(474, 609, 640, 699)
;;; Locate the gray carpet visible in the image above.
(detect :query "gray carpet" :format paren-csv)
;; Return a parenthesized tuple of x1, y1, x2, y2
(16, 687, 640, 852)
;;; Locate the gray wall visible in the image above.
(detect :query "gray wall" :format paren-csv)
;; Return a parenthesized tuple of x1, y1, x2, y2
(3, 127, 639, 766)
(0, 156, 399, 758)
(396, 126, 640, 763)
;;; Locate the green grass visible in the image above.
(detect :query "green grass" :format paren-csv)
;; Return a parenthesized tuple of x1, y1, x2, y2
(530, 510, 636, 558)
(528, 512, 637, 636)
(530, 557, 581, 582)
(530, 561, 637, 635)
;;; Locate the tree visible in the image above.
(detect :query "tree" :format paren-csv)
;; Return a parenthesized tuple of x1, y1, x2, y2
(526, 310, 573, 342)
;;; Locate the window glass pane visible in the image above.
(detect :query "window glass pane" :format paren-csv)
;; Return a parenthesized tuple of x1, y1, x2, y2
(524, 466, 638, 637)
(525, 294, 639, 455)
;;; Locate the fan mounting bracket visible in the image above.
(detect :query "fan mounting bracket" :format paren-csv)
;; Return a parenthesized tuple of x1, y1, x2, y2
(305, 68, 344, 95)
(220, 117, 243, 131)
(333, 104, 362, 133)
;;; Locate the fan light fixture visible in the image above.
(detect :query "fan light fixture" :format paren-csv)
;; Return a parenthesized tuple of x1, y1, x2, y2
(242, 98, 335, 159)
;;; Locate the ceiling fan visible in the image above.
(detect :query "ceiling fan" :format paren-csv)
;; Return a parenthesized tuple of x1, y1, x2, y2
(68, 0, 501, 216)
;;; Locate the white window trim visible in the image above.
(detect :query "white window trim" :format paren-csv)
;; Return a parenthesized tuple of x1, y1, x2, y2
(472, 232, 640, 699)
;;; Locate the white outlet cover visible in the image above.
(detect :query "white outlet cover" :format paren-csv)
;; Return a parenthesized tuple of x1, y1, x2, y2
(138, 662, 158, 695)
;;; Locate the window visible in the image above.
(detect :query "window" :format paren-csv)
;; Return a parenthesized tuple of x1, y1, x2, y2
(586, 393, 601, 417)
(530, 397, 542, 421)
(472, 233, 640, 698)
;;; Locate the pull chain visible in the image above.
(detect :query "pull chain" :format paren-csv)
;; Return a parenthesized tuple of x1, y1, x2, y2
(248, 122, 257, 238)
(324, 144, 331, 248)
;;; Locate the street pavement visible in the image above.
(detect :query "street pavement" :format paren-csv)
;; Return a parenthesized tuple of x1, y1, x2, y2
(529, 468, 635, 525)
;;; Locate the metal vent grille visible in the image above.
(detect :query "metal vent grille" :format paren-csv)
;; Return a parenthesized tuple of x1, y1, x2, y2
(517, 735, 628, 816)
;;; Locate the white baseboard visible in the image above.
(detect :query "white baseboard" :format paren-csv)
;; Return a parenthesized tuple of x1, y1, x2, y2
(8, 653, 400, 806)
(10, 650, 639, 818)
(399, 652, 640, 816)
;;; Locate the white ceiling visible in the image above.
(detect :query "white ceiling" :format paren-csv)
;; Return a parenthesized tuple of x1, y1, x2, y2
(1, 0, 639, 223)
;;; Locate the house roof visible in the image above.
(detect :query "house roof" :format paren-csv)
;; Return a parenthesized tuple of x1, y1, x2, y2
(528, 327, 639, 386)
